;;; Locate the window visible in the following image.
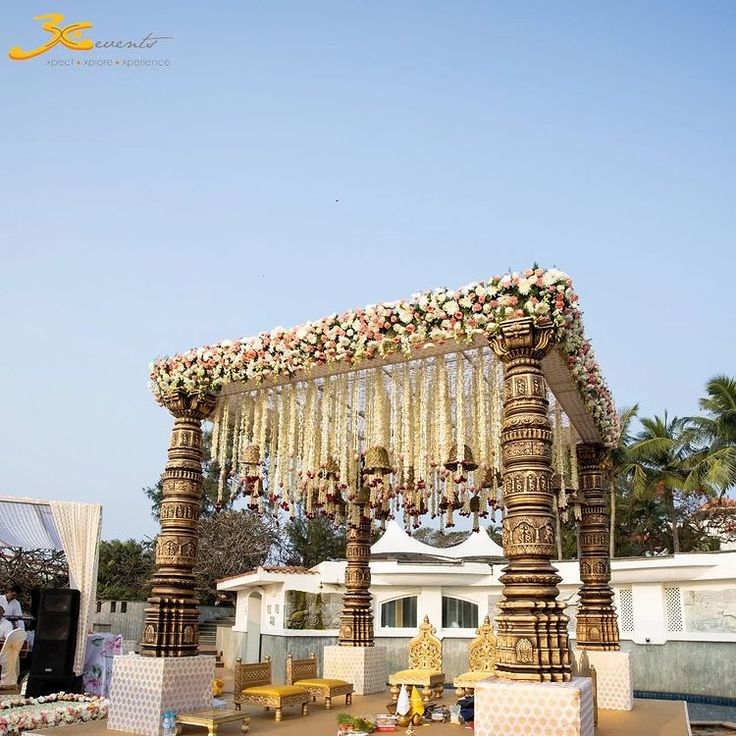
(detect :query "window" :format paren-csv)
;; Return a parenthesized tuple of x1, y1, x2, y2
(110, 601, 117, 613)
(381, 597, 417, 628)
(665, 587, 683, 632)
(121, 601, 128, 613)
(617, 588, 634, 633)
(442, 597, 478, 629)
(96, 601, 102, 613)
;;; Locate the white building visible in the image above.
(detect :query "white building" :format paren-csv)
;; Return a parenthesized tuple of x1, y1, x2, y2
(217, 521, 736, 698)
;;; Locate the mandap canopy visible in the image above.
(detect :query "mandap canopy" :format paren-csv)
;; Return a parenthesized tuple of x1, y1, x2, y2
(146, 265, 621, 675)
(149, 266, 617, 530)
(0, 496, 102, 675)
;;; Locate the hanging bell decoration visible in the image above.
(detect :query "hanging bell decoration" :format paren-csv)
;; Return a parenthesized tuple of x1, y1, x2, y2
(442, 444, 477, 528)
(240, 444, 264, 511)
(318, 456, 346, 521)
(566, 486, 583, 522)
(363, 445, 393, 512)
(552, 472, 568, 521)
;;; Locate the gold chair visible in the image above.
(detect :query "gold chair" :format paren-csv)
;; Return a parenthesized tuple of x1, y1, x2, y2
(388, 615, 445, 704)
(286, 653, 354, 710)
(453, 615, 497, 696)
(233, 656, 310, 722)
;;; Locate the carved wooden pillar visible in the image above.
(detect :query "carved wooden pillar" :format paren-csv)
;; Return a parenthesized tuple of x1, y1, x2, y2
(576, 443, 620, 650)
(140, 390, 216, 657)
(489, 318, 571, 682)
(338, 509, 374, 647)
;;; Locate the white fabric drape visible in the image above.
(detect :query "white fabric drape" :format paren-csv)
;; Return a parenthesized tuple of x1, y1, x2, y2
(0, 500, 64, 549)
(49, 501, 103, 675)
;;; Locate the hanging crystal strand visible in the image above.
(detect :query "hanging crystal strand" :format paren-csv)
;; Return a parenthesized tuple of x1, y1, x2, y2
(568, 424, 582, 521)
(552, 399, 568, 521)
(456, 352, 470, 519)
(390, 368, 400, 473)
(210, 400, 223, 469)
(273, 387, 288, 509)
(217, 402, 230, 501)
(210, 401, 224, 506)
(230, 402, 243, 491)
(348, 372, 361, 507)
(320, 377, 335, 511)
(267, 395, 279, 514)
(335, 373, 349, 518)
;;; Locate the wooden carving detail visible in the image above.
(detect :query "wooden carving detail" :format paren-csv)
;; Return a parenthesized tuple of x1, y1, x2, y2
(338, 511, 374, 646)
(407, 615, 442, 671)
(468, 616, 498, 672)
(576, 443, 620, 651)
(487, 317, 571, 682)
(140, 389, 216, 658)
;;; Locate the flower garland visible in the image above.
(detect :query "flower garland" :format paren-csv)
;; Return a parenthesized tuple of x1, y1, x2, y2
(149, 267, 618, 446)
(0, 693, 108, 736)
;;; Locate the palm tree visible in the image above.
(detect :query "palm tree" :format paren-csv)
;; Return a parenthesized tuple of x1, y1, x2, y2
(691, 375, 736, 495)
(628, 413, 699, 555)
(604, 405, 638, 558)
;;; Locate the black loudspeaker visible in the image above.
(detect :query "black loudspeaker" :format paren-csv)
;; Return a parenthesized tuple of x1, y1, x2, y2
(26, 589, 81, 697)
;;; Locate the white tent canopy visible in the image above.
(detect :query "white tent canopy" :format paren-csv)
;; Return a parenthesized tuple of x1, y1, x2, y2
(371, 520, 504, 560)
(0, 496, 102, 676)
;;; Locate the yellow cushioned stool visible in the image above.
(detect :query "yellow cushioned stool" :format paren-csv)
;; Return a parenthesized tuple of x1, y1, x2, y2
(287, 653, 354, 710)
(234, 656, 310, 722)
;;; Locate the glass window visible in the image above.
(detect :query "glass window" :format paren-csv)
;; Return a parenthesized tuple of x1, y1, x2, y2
(110, 601, 117, 613)
(121, 601, 128, 613)
(442, 597, 478, 629)
(380, 597, 417, 628)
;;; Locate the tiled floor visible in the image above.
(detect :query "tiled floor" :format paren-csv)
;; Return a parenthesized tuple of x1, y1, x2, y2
(24, 695, 690, 736)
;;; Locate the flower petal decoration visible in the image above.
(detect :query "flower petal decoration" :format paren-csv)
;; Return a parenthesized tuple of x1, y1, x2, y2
(149, 267, 618, 446)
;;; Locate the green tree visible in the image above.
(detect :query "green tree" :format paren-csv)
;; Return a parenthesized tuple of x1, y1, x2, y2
(691, 375, 736, 495)
(194, 510, 279, 603)
(97, 539, 155, 601)
(604, 405, 638, 558)
(282, 514, 347, 568)
(628, 414, 701, 554)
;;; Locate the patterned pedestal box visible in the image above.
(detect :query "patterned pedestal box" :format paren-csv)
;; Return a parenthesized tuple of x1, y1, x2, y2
(323, 646, 387, 695)
(586, 651, 634, 711)
(475, 677, 595, 736)
(107, 655, 215, 736)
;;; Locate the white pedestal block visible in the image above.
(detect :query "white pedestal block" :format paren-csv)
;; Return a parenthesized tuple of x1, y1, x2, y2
(323, 645, 387, 695)
(107, 654, 215, 736)
(586, 651, 634, 711)
(475, 677, 595, 736)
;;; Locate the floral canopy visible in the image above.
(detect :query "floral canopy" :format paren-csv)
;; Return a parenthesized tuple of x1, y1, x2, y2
(149, 267, 617, 529)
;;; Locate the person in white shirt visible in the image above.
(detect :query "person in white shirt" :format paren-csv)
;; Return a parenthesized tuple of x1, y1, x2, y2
(0, 606, 13, 639)
(0, 585, 25, 631)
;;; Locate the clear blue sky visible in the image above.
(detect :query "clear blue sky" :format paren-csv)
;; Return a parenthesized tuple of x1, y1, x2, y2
(1, 2, 734, 540)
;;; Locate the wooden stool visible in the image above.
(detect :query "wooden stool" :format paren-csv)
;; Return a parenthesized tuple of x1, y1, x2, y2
(176, 709, 250, 736)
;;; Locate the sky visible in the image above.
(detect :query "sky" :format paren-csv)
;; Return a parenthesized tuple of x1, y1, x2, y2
(0, 1, 734, 541)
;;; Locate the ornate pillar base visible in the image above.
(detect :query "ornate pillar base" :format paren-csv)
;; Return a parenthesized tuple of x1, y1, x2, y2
(495, 599, 571, 682)
(323, 645, 387, 695)
(338, 607, 374, 647)
(474, 677, 595, 736)
(108, 654, 215, 736)
(576, 610, 620, 652)
(141, 593, 200, 657)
